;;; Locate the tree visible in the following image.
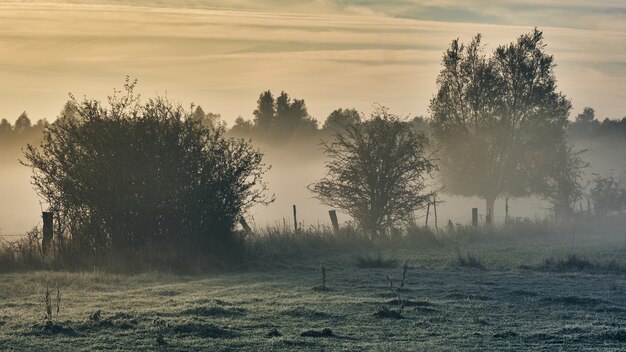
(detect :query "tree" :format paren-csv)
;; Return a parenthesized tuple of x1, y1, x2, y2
(191, 105, 220, 129)
(575, 107, 596, 124)
(541, 144, 588, 221)
(322, 108, 361, 132)
(23, 80, 272, 267)
(0, 119, 11, 136)
(14, 112, 32, 133)
(309, 107, 436, 237)
(273, 91, 317, 135)
(590, 173, 626, 217)
(253, 90, 275, 131)
(430, 29, 571, 223)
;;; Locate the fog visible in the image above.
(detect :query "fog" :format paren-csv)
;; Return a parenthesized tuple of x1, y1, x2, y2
(3, 133, 624, 237)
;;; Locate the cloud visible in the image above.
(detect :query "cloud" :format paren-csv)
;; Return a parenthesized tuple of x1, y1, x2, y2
(0, 0, 624, 125)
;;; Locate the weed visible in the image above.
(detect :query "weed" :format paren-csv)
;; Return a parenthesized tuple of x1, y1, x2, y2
(454, 252, 486, 270)
(266, 328, 282, 337)
(540, 253, 624, 273)
(400, 260, 409, 288)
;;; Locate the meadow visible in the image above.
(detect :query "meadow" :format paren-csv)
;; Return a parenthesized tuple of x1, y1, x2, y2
(1, 223, 625, 351)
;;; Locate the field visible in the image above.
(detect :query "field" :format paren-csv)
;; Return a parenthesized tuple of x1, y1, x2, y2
(1, 230, 626, 351)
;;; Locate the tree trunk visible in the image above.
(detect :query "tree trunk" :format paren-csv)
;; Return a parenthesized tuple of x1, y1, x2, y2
(485, 196, 496, 225)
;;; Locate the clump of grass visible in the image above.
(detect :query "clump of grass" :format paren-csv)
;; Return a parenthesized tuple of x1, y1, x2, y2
(169, 322, 238, 338)
(300, 328, 334, 337)
(454, 252, 486, 270)
(355, 253, 398, 268)
(539, 253, 623, 273)
(373, 306, 403, 319)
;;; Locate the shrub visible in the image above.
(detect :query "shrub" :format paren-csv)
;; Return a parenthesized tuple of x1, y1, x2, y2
(22, 79, 272, 270)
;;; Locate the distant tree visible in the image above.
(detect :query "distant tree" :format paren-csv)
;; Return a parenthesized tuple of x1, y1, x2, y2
(229, 116, 254, 137)
(0, 118, 11, 136)
(541, 145, 588, 221)
(274, 91, 317, 135)
(14, 112, 32, 133)
(23, 79, 272, 267)
(430, 29, 571, 223)
(590, 173, 626, 217)
(309, 107, 436, 237)
(253, 90, 275, 131)
(191, 106, 220, 129)
(409, 116, 431, 134)
(575, 107, 596, 124)
(322, 108, 361, 132)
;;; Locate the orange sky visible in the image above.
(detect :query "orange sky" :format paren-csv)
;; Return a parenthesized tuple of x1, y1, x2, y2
(0, 0, 625, 124)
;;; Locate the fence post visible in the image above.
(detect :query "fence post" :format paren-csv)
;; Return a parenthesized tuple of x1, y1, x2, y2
(472, 208, 478, 227)
(240, 218, 252, 234)
(42, 212, 53, 254)
(433, 194, 438, 235)
(328, 210, 339, 232)
(293, 205, 298, 234)
(505, 197, 509, 224)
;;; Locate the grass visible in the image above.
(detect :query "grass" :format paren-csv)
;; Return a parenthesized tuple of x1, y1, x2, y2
(539, 253, 624, 273)
(355, 253, 398, 268)
(454, 252, 487, 270)
(0, 225, 625, 350)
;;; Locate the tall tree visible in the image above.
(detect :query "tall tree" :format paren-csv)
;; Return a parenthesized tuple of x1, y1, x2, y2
(14, 112, 32, 133)
(253, 90, 275, 131)
(430, 29, 571, 223)
(323, 108, 361, 132)
(0, 118, 11, 136)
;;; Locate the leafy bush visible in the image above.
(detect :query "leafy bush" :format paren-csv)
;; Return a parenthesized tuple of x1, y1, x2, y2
(22, 79, 272, 269)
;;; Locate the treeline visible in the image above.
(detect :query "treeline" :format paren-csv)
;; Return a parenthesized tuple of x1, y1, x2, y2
(1, 29, 626, 272)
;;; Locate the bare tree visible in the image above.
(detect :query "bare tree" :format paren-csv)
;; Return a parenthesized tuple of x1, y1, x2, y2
(309, 106, 436, 237)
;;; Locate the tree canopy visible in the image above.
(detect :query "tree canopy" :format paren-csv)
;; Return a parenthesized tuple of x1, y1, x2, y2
(430, 29, 571, 223)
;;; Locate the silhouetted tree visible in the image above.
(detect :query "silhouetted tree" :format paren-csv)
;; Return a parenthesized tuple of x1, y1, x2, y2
(541, 145, 588, 221)
(309, 107, 435, 237)
(229, 116, 254, 137)
(14, 112, 32, 133)
(253, 90, 275, 131)
(575, 107, 596, 124)
(590, 173, 626, 217)
(191, 106, 220, 129)
(430, 29, 571, 223)
(23, 79, 272, 268)
(0, 119, 11, 136)
(274, 91, 317, 135)
(322, 108, 361, 132)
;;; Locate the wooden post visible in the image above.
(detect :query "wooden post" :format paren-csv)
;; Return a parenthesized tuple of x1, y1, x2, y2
(42, 212, 53, 254)
(425, 202, 430, 227)
(292, 205, 298, 234)
(433, 194, 438, 235)
(240, 218, 252, 234)
(328, 210, 339, 232)
(505, 197, 509, 224)
(472, 208, 478, 227)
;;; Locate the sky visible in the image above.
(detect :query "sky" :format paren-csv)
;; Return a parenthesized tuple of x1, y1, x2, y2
(0, 0, 625, 126)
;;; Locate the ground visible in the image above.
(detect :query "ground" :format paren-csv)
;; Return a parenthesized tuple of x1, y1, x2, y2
(1, 232, 625, 351)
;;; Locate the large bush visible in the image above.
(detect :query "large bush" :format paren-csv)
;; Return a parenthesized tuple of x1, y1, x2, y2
(23, 80, 271, 269)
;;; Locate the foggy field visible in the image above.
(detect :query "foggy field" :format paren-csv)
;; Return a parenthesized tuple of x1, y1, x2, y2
(1, 232, 625, 351)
